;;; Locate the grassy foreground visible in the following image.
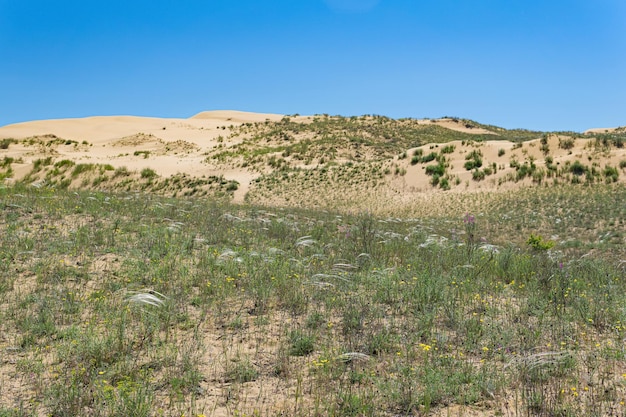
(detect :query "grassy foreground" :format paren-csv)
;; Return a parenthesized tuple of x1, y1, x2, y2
(0, 183, 625, 416)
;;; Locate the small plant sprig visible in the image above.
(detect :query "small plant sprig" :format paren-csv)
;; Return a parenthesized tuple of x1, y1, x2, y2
(526, 233, 555, 251)
(463, 212, 476, 260)
(125, 289, 168, 309)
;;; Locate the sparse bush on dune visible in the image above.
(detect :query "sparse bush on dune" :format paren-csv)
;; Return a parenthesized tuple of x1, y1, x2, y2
(420, 152, 438, 163)
(464, 149, 483, 170)
(0, 138, 17, 149)
(140, 167, 157, 179)
(424, 163, 445, 177)
(440, 144, 455, 154)
(569, 160, 587, 176)
(559, 137, 575, 150)
(71, 163, 96, 177)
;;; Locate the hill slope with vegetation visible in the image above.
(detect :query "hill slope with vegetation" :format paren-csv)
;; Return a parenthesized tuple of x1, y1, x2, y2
(1, 113, 625, 213)
(0, 113, 625, 416)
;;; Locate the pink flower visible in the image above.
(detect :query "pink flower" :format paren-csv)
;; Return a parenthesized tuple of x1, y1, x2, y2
(463, 213, 475, 225)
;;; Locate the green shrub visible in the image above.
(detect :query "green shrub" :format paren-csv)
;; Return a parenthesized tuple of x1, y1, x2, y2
(134, 150, 151, 159)
(288, 330, 315, 356)
(559, 137, 575, 150)
(439, 176, 450, 190)
(526, 233, 555, 251)
(464, 150, 483, 170)
(604, 165, 619, 183)
(71, 164, 95, 177)
(472, 169, 486, 181)
(441, 145, 456, 154)
(420, 152, 438, 163)
(532, 169, 546, 183)
(113, 166, 130, 178)
(515, 163, 535, 181)
(33, 157, 53, 172)
(569, 160, 587, 176)
(140, 168, 157, 179)
(54, 160, 75, 168)
(464, 160, 481, 170)
(1, 156, 14, 168)
(225, 181, 239, 191)
(92, 175, 108, 187)
(0, 138, 17, 150)
(226, 358, 258, 383)
(425, 164, 445, 177)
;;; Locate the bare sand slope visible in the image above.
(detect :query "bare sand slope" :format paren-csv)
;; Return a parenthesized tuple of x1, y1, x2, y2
(584, 126, 625, 134)
(0, 111, 283, 144)
(190, 110, 285, 123)
(414, 117, 495, 134)
(0, 111, 288, 201)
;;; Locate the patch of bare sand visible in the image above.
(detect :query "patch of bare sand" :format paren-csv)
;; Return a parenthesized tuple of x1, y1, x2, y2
(584, 126, 626, 134)
(190, 110, 285, 124)
(415, 118, 496, 135)
(0, 113, 252, 146)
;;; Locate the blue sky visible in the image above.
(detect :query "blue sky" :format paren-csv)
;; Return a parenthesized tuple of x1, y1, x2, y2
(1, 0, 624, 131)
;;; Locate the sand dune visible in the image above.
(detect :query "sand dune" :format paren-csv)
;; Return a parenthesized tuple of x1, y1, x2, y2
(584, 126, 625, 134)
(1, 111, 624, 207)
(0, 111, 271, 144)
(0, 110, 293, 202)
(414, 117, 495, 135)
(190, 110, 285, 123)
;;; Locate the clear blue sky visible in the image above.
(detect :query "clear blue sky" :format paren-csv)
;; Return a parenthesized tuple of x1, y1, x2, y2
(1, 0, 624, 131)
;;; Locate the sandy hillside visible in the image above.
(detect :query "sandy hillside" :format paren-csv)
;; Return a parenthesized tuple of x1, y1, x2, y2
(0, 111, 287, 201)
(1, 111, 625, 210)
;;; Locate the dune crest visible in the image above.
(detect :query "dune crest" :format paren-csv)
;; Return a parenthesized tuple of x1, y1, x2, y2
(189, 110, 285, 123)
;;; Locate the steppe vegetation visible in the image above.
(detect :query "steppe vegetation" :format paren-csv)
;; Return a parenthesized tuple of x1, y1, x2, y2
(1, 115, 625, 416)
(0, 180, 625, 417)
(204, 115, 547, 174)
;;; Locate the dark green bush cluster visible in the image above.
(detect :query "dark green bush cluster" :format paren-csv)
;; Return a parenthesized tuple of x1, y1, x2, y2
(1, 156, 15, 168)
(410, 149, 439, 165)
(559, 137, 575, 150)
(464, 150, 483, 170)
(140, 168, 157, 179)
(425, 163, 445, 177)
(0, 138, 17, 149)
(440, 144, 456, 154)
